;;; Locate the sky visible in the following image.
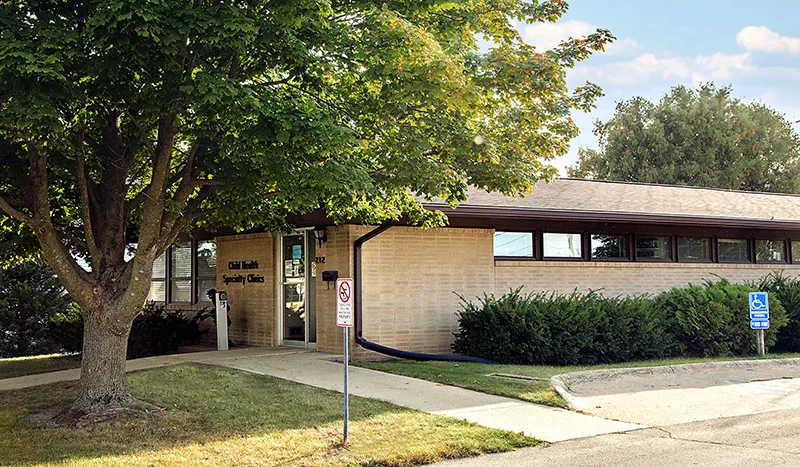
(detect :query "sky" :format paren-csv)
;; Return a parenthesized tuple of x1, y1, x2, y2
(515, 0, 800, 174)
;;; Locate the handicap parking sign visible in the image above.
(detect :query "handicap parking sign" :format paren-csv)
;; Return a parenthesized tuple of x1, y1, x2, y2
(749, 292, 769, 330)
(749, 292, 769, 313)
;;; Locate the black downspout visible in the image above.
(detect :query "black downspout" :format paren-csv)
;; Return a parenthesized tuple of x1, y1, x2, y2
(354, 221, 494, 363)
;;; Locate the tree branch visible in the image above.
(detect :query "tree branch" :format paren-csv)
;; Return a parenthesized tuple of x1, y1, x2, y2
(76, 133, 100, 261)
(0, 195, 33, 225)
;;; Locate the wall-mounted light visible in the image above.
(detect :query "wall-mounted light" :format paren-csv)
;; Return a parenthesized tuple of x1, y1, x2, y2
(313, 226, 328, 247)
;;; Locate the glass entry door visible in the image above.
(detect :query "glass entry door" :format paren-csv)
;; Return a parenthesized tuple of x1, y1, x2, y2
(280, 233, 315, 347)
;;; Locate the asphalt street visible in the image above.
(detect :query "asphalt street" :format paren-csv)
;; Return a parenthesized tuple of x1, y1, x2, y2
(440, 362, 800, 466)
(439, 409, 800, 466)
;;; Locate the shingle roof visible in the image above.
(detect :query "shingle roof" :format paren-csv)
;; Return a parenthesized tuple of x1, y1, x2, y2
(424, 179, 800, 226)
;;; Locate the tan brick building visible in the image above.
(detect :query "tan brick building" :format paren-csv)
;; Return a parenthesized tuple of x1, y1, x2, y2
(159, 179, 800, 360)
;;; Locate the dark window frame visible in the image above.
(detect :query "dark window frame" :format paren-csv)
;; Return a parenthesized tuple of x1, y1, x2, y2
(493, 230, 537, 261)
(195, 240, 217, 303)
(717, 237, 752, 264)
(541, 231, 585, 261)
(588, 233, 631, 262)
(634, 234, 674, 262)
(150, 252, 167, 303)
(148, 239, 217, 305)
(169, 241, 194, 305)
(755, 238, 788, 264)
(676, 236, 714, 263)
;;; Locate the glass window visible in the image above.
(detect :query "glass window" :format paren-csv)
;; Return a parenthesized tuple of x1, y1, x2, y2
(543, 233, 582, 258)
(718, 238, 749, 262)
(678, 237, 711, 262)
(793, 241, 800, 263)
(756, 239, 785, 263)
(196, 240, 217, 303)
(591, 234, 628, 259)
(170, 242, 192, 302)
(635, 236, 671, 260)
(149, 251, 167, 302)
(494, 232, 533, 258)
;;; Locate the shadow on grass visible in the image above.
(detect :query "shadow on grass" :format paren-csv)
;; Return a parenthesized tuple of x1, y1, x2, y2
(0, 364, 534, 467)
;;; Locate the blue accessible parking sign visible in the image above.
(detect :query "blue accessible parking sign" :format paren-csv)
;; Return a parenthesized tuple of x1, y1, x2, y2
(749, 292, 770, 330)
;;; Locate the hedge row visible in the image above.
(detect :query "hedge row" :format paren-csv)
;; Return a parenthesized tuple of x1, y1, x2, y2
(453, 275, 795, 365)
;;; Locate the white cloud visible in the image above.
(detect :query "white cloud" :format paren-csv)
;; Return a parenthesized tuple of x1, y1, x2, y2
(519, 20, 640, 56)
(736, 26, 800, 55)
(604, 37, 642, 56)
(573, 52, 753, 86)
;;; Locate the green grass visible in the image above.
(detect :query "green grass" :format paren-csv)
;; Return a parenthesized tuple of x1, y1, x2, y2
(357, 353, 800, 409)
(0, 364, 537, 467)
(0, 354, 81, 380)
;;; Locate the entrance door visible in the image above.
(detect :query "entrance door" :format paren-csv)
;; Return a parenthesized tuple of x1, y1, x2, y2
(280, 232, 316, 347)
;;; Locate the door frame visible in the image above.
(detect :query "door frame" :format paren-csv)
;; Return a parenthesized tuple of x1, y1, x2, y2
(276, 229, 316, 349)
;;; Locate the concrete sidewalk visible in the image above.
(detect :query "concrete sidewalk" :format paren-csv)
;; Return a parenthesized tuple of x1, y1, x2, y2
(1, 348, 644, 443)
(190, 349, 646, 442)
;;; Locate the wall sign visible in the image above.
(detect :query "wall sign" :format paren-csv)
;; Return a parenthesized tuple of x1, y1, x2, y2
(228, 260, 259, 270)
(222, 273, 265, 285)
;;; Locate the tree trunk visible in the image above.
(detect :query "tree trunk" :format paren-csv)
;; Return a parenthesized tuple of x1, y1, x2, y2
(71, 307, 138, 414)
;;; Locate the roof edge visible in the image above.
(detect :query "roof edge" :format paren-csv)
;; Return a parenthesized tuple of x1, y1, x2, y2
(424, 203, 800, 230)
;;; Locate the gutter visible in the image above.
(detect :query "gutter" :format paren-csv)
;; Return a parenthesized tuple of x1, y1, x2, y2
(353, 221, 494, 363)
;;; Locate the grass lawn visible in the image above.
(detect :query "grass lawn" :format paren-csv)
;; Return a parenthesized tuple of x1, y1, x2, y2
(357, 353, 800, 409)
(0, 364, 537, 467)
(0, 354, 81, 380)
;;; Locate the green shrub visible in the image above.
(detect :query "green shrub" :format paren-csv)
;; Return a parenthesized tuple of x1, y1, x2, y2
(47, 302, 212, 359)
(453, 288, 674, 365)
(454, 277, 791, 364)
(0, 262, 76, 358)
(127, 303, 212, 359)
(656, 278, 787, 357)
(755, 272, 800, 352)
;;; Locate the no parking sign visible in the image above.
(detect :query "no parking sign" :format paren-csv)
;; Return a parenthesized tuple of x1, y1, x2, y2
(336, 278, 354, 327)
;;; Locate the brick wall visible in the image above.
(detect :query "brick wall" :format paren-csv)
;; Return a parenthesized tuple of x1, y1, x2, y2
(495, 261, 800, 297)
(216, 232, 275, 346)
(356, 226, 495, 356)
(315, 225, 358, 354)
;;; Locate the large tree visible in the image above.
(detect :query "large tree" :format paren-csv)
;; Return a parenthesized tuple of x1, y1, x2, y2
(569, 84, 800, 192)
(0, 0, 611, 414)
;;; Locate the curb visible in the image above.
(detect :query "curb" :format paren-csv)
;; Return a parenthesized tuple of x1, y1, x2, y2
(550, 357, 800, 410)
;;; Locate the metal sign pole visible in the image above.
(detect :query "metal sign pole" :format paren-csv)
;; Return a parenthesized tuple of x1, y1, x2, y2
(749, 291, 769, 357)
(343, 326, 349, 443)
(336, 277, 353, 444)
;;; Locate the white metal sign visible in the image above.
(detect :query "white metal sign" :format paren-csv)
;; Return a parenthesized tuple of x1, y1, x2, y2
(336, 278, 354, 327)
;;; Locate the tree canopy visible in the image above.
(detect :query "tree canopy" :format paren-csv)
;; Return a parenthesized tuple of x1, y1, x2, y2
(568, 84, 800, 193)
(0, 0, 611, 413)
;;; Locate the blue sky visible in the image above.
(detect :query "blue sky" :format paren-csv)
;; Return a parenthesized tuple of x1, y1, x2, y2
(516, 1, 800, 174)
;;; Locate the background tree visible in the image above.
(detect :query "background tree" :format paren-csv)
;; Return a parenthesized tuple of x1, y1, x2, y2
(0, 0, 611, 414)
(568, 84, 800, 192)
(0, 261, 75, 358)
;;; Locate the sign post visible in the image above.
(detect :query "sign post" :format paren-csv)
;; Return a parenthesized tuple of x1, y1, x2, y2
(216, 291, 229, 351)
(749, 291, 770, 356)
(336, 278, 354, 443)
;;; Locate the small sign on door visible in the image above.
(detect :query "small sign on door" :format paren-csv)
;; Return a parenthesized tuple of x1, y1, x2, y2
(336, 278, 354, 327)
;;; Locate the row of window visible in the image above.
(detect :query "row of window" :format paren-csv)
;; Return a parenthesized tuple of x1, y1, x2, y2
(494, 231, 797, 264)
(148, 240, 217, 304)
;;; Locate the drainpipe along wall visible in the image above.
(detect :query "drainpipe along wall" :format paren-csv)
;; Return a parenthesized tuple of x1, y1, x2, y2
(353, 221, 494, 363)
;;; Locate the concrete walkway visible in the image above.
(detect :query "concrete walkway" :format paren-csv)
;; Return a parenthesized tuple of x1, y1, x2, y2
(0, 347, 643, 443)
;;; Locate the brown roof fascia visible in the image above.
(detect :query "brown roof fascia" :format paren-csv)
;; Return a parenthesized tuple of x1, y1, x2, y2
(426, 204, 800, 230)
